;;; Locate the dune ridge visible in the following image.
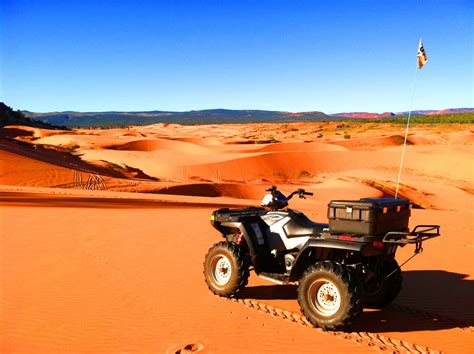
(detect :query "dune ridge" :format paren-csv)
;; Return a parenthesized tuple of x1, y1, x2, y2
(2, 123, 473, 211)
(1, 121, 473, 352)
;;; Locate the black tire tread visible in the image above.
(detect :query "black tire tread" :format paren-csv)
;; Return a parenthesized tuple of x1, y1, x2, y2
(203, 241, 249, 297)
(297, 261, 363, 330)
(364, 259, 403, 308)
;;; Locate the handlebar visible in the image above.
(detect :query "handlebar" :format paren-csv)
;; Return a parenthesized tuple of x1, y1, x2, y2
(293, 188, 313, 198)
(263, 186, 313, 210)
(296, 188, 314, 195)
(266, 186, 313, 200)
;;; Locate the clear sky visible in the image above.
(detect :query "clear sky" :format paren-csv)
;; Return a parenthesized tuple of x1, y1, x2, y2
(1, 0, 472, 113)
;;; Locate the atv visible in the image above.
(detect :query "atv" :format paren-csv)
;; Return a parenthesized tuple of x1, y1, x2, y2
(203, 186, 440, 330)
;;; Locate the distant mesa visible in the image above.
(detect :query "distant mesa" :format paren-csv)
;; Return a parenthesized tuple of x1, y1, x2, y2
(0, 101, 472, 129)
(20, 108, 336, 128)
(402, 108, 474, 116)
(333, 108, 474, 119)
(335, 112, 396, 119)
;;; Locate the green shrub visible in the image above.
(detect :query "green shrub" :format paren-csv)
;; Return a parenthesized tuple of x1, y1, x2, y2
(354, 112, 474, 124)
(297, 170, 312, 179)
(67, 144, 80, 151)
(273, 171, 287, 180)
(269, 136, 279, 143)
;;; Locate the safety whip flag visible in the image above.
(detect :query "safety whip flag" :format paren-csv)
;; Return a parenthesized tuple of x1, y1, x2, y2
(417, 39, 428, 69)
(395, 38, 428, 198)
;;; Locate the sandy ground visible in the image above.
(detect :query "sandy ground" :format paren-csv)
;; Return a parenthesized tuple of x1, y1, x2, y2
(1, 122, 473, 353)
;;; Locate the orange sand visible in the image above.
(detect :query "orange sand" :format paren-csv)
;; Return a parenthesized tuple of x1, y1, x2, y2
(1, 122, 473, 352)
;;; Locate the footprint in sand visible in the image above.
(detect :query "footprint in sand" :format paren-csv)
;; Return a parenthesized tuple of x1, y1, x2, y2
(171, 342, 204, 354)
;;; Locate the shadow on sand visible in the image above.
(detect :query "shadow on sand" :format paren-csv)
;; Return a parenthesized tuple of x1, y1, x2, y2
(0, 192, 244, 209)
(238, 270, 473, 333)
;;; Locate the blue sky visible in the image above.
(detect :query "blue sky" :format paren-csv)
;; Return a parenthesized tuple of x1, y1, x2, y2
(1, 0, 472, 113)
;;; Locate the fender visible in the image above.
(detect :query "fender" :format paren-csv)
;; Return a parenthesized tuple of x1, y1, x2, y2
(288, 238, 381, 282)
(218, 221, 265, 271)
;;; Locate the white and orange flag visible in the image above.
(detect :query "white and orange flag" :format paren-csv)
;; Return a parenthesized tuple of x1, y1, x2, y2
(417, 39, 428, 69)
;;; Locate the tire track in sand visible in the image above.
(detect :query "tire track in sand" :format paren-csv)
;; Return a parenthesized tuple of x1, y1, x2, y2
(226, 298, 443, 353)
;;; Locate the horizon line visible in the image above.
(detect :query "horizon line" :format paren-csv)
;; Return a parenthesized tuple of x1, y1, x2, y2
(19, 106, 474, 115)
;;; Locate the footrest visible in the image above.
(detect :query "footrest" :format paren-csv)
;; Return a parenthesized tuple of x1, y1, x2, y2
(258, 272, 290, 285)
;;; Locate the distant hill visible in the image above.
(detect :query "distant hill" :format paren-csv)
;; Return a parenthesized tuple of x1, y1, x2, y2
(10, 106, 474, 128)
(0, 102, 66, 129)
(370, 111, 474, 124)
(22, 109, 345, 128)
(333, 108, 474, 119)
(397, 108, 474, 116)
(335, 112, 396, 119)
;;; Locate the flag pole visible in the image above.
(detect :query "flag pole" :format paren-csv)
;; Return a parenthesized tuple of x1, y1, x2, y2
(394, 42, 421, 199)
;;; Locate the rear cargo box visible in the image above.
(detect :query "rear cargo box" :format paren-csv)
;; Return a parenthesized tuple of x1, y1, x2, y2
(327, 198, 410, 236)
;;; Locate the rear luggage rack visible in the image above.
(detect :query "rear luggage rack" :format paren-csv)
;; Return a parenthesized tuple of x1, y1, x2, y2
(383, 224, 440, 244)
(383, 225, 440, 276)
(383, 224, 440, 253)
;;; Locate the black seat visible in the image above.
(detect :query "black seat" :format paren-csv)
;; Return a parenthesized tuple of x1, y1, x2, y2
(283, 213, 328, 238)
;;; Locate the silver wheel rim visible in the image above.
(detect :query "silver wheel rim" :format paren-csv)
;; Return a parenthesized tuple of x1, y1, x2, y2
(308, 279, 341, 316)
(211, 254, 232, 286)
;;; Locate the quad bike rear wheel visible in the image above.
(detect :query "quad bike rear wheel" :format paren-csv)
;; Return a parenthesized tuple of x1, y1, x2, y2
(297, 261, 363, 330)
(203, 241, 249, 297)
(364, 259, 402, 308)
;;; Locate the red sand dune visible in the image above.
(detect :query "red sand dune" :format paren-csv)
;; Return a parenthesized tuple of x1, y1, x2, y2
(167, 150, 404, 182)
(405, 134, 439, 145)
(249, 141, 348, 152)
(441, 131, 474, 144)
(328, 135, 407, 149)
(306, 178, 388, 201)
(0, 149, 74, 187)
(1, 188, 472, 352)
(171, 136, 222, 146)
(155, 182, 263, 199)
(4, 125, 70, 138)
(1, 122, 473, 352)
(35, 134, 136, 150)
(106, 138, 213, 154)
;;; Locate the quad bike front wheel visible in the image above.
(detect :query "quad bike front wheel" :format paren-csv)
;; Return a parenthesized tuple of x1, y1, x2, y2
(364, 259, 402, 308)
(298, 261, 363, 330)
(203, 241, 249, 297)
